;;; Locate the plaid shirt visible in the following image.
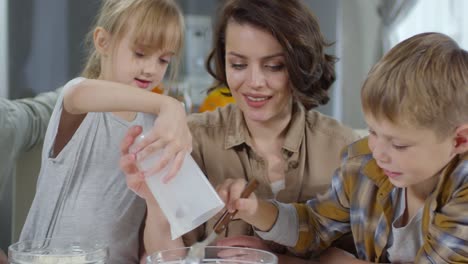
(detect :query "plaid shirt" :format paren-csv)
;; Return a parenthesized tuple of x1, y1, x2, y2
(292, 138, 468, 263)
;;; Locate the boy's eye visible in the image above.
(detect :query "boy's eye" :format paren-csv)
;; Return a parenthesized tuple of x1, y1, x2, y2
(368, 129, 376, 136)
(392, 144, 408, 150)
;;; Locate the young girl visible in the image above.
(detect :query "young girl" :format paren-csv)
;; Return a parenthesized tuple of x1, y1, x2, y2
(19, 0, 190, 263)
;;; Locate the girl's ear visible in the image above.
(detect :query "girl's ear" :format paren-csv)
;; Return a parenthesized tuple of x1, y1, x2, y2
(453, 124, 468, 154)
(93, 27, 111, 56)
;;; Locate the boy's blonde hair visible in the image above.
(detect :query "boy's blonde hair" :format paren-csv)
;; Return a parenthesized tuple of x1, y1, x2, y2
(362, 32, 468, 138)
(82, 0, 184, 81)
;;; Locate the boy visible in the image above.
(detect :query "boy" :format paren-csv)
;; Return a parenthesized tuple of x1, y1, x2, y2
(218, 32, 468, 263)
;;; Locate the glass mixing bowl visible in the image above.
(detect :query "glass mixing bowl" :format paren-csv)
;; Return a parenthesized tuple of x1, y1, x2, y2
(147, 246, 278, 264)
(8, 237, 108, 264)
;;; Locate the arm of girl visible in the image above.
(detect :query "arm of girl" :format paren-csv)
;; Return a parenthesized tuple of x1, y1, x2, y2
(61, 78, 191, 180)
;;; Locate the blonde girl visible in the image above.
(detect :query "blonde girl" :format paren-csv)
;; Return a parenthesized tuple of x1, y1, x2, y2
(19, 0, 190, 263)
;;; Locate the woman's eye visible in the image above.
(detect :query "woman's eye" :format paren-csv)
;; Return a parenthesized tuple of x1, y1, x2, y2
(266, 64, 285, 71)
(231, 63, 246, 70)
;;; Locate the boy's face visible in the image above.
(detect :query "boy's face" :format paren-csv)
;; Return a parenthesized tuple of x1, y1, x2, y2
(365, 113, 457, 192)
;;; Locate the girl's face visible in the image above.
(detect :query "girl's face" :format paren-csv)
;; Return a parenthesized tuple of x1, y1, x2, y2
(98, 25, 175, 91)
(225, 21, 292, 124)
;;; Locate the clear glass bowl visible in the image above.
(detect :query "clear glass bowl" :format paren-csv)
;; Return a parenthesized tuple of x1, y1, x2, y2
(147, 246, 278, 264)
(8, 238, 108, 264)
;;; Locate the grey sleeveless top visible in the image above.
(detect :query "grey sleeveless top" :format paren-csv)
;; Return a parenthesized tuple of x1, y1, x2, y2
(20, 78, 155, 263)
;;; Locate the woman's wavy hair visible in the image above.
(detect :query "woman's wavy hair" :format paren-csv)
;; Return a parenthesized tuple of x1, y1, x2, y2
(206, 0, 337, 110)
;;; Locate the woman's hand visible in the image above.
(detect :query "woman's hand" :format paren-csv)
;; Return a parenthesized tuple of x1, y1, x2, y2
(0, 248, 7, 264)
(217, 236, 314, 264)
(319, 247, 375, 264)
(130, 97, 192, 183)
(216, 235, 270, 251)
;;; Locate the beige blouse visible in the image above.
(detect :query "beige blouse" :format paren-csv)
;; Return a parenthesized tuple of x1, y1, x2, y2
(184, 103, 359, 247)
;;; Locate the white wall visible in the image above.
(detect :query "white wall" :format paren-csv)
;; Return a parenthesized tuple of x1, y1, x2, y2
(0, 0, 8, 98)
(338, 0, 381, 129)
(306, 0, 339, 120)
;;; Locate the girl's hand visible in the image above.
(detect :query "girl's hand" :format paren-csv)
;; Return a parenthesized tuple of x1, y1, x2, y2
(120, 126, 154, 201)
(130, 97, 192, 183)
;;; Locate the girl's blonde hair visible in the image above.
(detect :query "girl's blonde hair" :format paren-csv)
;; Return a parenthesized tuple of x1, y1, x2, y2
(81, 0, 184, 82)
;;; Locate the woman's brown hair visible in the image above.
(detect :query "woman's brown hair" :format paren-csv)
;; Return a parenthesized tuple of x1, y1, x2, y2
(206, 0, 336, 110)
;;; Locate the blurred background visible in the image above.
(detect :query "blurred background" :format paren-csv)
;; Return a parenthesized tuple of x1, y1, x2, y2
(2, 0, 468, 252)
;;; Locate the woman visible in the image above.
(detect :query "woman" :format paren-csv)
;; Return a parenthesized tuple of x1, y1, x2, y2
(121, 0, 359, 262)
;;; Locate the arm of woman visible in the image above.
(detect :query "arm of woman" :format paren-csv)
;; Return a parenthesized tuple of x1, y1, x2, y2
(0, 248, 7, 264)
(143, 198, 185, 256)
(0, 89, 61, 196)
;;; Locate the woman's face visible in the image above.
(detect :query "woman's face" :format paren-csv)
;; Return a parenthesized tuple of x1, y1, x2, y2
(225, 21, 292, 124)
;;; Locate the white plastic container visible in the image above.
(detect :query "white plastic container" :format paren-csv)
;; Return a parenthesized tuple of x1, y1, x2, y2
(133, 133, 224, 239)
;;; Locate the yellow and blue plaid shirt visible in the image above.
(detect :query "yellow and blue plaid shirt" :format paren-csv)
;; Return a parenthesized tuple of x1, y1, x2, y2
(270, 138, 468, 263)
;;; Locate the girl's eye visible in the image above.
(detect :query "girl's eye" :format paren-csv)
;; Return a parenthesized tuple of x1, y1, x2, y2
(230, 63, 246, 70)
(135, 51, 145, 58)
(368, 129, 376, 136)
(159, 58, 170, 64)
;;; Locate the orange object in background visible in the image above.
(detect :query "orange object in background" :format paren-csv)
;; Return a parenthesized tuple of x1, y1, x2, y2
(151, 85, 164, 94)
(198, 87, 235, 112)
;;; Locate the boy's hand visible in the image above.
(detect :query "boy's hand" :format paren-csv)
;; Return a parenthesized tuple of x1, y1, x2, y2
(130, 97, 192, 183)
(216, 178, 278, 231)
(216, 178, 259, 218)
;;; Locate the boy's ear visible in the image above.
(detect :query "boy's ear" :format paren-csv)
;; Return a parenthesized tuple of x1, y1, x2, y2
(93, 27, 111, 56)
(453, 124, 468, 154)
